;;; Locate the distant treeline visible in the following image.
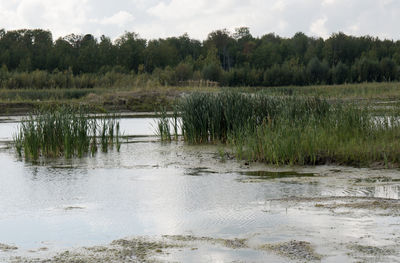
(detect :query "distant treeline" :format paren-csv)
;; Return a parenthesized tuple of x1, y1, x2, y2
(1, 27, 400, 88)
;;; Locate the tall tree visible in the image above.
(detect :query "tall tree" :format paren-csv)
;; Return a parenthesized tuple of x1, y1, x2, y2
(205, 29, 235, 70)
(115, 32, 146, 72)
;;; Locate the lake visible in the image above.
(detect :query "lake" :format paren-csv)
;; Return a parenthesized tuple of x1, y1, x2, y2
(0, 116, 400, 262)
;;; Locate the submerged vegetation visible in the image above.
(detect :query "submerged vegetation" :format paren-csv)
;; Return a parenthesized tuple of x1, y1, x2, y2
(14, 106, 121, 160)
(171, 92, 400, 167)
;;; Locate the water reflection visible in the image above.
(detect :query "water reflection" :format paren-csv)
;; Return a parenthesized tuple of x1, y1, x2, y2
(373, 185, 399, 199)
(331, 183, 400, 200)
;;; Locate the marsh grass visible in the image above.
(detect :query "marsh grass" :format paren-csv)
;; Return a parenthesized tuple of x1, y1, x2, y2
(154, 107, 181, 142)
(0, 88, 103, 101)
(258, 82, 400, 99)
(177, 92, 400, 166)
(179, 92, 330, 143)
(14, 106, 121, 160)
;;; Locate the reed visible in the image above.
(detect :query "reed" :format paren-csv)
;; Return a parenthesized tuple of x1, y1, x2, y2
(154, 107, 181, 142)
(178, 92, 330, 143)
(177, 92, 400, 166)
(14, 106, 121, 160)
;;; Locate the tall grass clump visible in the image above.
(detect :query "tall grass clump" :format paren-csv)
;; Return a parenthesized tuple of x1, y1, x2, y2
(155, 107, 180, 142)
(14, 106, 121, 160)
(177, 91, 400, 167)
(178, 92, 329, 143)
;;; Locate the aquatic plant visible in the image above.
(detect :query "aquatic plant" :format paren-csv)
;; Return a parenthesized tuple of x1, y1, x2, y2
(177, 92, 400, 166)
(155, 107, 171, 142)
(14, 106, 121, 160)
(154, 107, 181, 142)
(178, 92, 329, 143)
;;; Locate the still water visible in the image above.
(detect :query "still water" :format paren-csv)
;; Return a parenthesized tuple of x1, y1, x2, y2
(0, 116, 400, 262)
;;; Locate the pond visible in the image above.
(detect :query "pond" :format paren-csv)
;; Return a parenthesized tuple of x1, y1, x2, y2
(0, 116, 400, 262)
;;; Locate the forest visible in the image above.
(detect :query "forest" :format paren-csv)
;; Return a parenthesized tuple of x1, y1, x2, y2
(0, 27, 400, 88)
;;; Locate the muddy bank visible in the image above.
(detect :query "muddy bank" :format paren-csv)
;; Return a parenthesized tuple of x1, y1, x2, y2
(8, 231, 400, 263)
(8, 235, 317, 263)
(0, 243, 18, 252)
(259, 240, 321, 261)
(9, 237, 181, 263)
(274, 196, 400, 215)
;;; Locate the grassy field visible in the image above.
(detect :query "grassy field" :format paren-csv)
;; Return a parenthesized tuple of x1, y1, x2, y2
(259, 82, 400, 99)
(1, 82, 400, 114)
(0, 85, 220, 114)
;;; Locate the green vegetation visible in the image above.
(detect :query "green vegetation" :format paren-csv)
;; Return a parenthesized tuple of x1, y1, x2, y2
(259, 82, 400, 99)
(0, 85, 221, 114)
(154, 107, 180, 142)
(0, 28, 400, 88)
(14, 106, 121, 160)
(175, 92, 400, 167)
(0, 87, 106, 101)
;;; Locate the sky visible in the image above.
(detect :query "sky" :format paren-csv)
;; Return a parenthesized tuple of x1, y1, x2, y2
(0, 0, 399, 41)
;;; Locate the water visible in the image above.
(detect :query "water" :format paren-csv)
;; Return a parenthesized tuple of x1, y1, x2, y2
(0, 116, 400, 262)
(0, 115, 156, 141)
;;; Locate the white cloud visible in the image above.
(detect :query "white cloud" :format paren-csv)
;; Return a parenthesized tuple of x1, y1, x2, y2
(0, 0, 90, 36)
(322, 0, 336, 5)
(93, 11, 134, 26)
(0, 0, 400, 40)
(147, 0, 207, 20)
(309, 16, 329, 39)
(271, 0, 287, 11)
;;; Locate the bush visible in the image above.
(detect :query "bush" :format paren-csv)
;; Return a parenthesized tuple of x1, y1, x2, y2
(202, 63, 222, 82)
(331, 62, 349, 84)
(307, 57, 329, 84)
(174, 62, 193, 81)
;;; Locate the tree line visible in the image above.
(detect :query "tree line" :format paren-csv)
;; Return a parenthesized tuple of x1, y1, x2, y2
(1, 27, 400, 88)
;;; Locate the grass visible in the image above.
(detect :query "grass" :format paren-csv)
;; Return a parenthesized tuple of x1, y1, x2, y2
(2, 82, 400, 115)
(258, 82, 400, 100)
(14, 106, 121, 160)
(9, 81, 400, 166)
(0, 85, 220, 114)
(0, 88, 106, 101)
(174, 91, 400, 167)
(154, 107, 180, 142)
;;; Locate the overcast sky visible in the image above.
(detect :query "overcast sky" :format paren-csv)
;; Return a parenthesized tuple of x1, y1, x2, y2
(0, 0, 399, 41)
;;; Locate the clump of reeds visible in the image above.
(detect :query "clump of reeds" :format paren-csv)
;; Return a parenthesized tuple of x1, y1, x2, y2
(14, 106, 121, 160)
(155, 107, 180, 142)
(178, 92, 330, 143)
(176, 91, 400, 166)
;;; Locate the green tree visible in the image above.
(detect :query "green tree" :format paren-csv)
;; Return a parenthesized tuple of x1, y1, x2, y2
(205, 29, 235, 70)
(144, 39, 179, 71)
(331, 62, 349, 84)
(307, 57, 329, 84)
(115, 32, 146, 72)
(380, 57, 397, 81)
(76, 34, 99, 73)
